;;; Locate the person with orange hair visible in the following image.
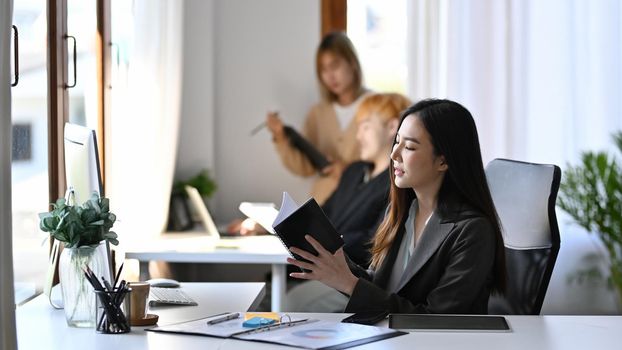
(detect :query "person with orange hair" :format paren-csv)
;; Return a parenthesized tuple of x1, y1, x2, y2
(320, 93, 412, 267)
(285, 92, 411, 312)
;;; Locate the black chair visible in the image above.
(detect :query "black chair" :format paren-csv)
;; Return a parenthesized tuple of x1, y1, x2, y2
(486, 158, 561, 315)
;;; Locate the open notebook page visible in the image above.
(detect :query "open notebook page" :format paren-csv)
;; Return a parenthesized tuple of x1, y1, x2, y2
(273, 192, 300, 227)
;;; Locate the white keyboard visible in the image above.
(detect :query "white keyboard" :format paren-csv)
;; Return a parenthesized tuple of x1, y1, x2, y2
(149, 287, 198, 306)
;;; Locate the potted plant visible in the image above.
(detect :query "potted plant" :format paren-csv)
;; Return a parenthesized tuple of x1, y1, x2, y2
(558, 132, 622, 308)
(39, 192, 118, 327)
(173, 169, 217, 198)
(168, 169, 217, 231)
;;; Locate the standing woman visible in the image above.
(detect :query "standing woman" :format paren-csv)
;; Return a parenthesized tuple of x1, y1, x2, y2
(266, 32, 369, 205)
(288, 99, 507, 314)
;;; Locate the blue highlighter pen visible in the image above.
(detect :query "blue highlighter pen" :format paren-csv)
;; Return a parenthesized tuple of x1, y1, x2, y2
(242, 316, 276, 328)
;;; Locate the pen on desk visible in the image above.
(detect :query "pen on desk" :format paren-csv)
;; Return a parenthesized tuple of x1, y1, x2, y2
(207, 312, 241, 325)
(231, 318, 314, 337)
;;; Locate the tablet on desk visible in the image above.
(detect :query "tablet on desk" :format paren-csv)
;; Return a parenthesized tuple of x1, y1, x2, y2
(389, 314, 510, 332)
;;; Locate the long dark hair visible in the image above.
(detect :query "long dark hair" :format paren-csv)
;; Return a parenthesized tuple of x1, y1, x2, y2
(370, 99, 506, 294)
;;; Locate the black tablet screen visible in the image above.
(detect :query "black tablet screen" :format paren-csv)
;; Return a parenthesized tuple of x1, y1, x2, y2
(389, 314, 510, 331)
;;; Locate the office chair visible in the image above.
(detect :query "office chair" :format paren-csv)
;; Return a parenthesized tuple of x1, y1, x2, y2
(486, 158, 561, 315)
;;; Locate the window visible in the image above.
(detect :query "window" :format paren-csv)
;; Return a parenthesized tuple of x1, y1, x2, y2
(11, 0, 50, 304)
(11, 0, 110, 305)
(347, 0, 408, 94)
(67, 0, 100, 131)
(110, 0, 134, 110)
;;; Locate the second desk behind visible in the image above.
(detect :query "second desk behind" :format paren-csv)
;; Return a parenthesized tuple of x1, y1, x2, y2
(125, 234, 290, 311)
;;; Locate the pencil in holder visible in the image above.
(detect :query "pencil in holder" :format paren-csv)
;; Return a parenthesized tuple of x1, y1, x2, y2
(95, 288, 131, 334)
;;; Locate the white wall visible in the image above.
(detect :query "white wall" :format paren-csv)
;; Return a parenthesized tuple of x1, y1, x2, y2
(176, 0, 216, 180)
(177, 0, 319, 221)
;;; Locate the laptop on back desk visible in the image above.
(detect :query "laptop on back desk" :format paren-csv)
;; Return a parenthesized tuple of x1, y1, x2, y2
(184, 185, 225, 239)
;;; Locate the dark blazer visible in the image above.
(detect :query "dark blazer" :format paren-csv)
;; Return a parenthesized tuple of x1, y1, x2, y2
(344, 198, 496, 314)
(323, 161, 389, 267)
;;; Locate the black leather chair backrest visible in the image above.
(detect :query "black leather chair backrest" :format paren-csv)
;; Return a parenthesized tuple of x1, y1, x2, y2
(486, 158, 561, 315)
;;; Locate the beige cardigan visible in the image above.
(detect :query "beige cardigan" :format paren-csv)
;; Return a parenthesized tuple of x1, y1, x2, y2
(273, 100, 361, 204)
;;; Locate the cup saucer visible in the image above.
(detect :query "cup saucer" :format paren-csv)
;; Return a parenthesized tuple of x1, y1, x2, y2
(131, 313, 159, 326)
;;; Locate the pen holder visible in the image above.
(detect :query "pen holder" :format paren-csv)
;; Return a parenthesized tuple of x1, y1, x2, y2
(95, 289, 131, 334)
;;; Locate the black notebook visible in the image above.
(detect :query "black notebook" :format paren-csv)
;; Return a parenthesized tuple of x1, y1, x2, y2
(272, 192, 344, 263)
(283, 126, 331, 172)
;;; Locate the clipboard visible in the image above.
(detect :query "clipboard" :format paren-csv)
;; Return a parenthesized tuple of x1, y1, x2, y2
(283, 126, 331, 172)
(146, 313, 406, 349)
(146, 313, 310, 338)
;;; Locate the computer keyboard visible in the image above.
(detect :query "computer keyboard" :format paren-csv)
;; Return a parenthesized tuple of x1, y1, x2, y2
(149, 287, 198, 306)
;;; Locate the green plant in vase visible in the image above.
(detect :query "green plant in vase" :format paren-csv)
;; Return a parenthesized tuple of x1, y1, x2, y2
(558, 132, 622, 310)
(39, 192, 118, 327)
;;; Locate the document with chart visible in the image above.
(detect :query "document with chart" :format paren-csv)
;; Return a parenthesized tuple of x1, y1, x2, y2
(237, 319, 405, 349)
(147, 313, 405, 349)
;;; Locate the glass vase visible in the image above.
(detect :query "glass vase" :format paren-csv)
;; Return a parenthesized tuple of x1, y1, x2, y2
(59, 241, 111, 327)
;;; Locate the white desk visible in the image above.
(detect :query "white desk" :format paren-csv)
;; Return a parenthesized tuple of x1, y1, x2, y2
(16, 282, 622, 350)
(16, 282, 265, 349)
(124, 234, 290, 311)
(369, 315, 622, 350)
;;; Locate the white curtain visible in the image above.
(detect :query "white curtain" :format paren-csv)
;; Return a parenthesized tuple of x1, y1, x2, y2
(107, 0, 183, 246)
(1, 0, 17, 347)
(407, 0, 622, 165)
(407, 0, 622, 313)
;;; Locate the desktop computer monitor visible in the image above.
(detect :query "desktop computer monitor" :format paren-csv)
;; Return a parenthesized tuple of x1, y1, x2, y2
(63, 123, 103, 205)
(44, 123, 109, 304)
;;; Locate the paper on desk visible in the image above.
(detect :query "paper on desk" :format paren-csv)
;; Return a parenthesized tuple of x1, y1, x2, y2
(236, 319, 404, 349)
(238, 202, 278, 234)
(148, 313, 306, 338)
(147, 314, 405, 348)
(150, 315, 246, 338)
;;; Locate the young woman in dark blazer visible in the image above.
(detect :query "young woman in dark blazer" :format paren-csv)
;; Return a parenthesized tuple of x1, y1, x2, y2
(288, 99, 506, 314)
